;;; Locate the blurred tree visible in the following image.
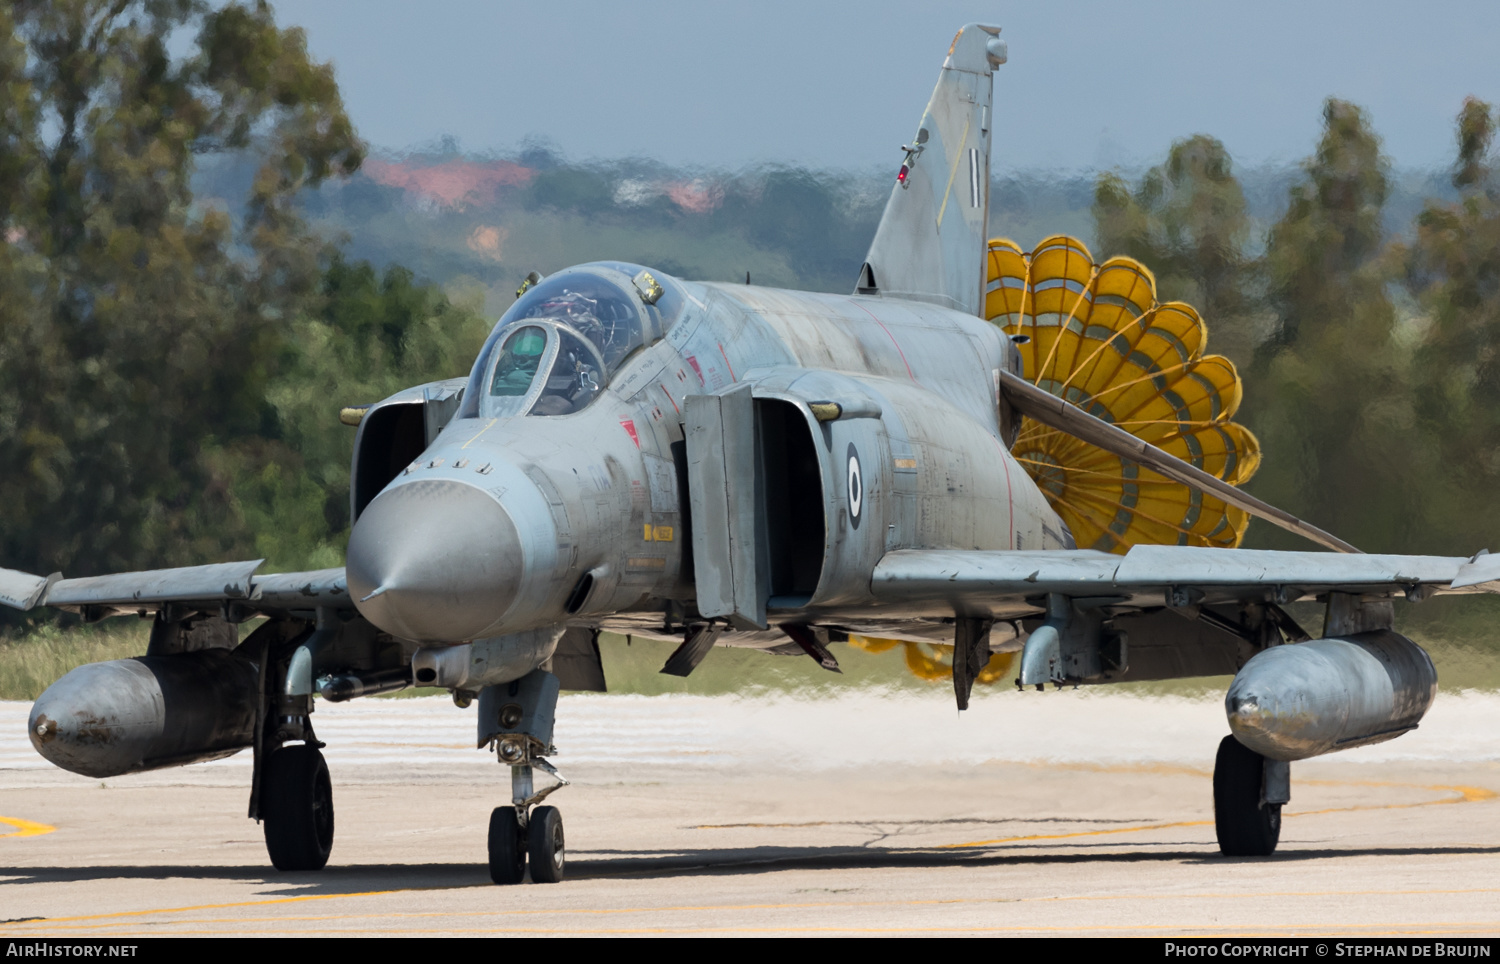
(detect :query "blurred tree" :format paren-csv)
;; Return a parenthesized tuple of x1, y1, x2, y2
(225, 258, 491, 572)
(0, 0, 362, 578)
(1399, 98, 1500, 544)
(1261, 101, 1390, 352)
(1093, 135, 1257, 365)
(1247, 99, 1427, 552)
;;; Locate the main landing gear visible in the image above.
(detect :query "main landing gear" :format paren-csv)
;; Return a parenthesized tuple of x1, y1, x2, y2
(262, 743, 335, 870)
(481, 670, 569, 884)
(1213, 734, 1289, 857)
(244, 616, 338, 872)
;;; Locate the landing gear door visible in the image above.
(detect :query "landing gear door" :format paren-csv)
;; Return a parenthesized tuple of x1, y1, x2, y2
(685, 384, 768, 629)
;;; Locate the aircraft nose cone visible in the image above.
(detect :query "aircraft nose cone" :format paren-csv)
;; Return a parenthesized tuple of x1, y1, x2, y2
(347, 479, 522, 641)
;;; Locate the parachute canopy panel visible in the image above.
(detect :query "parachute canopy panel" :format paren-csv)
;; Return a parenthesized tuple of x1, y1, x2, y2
(986, 235, 1260, 554)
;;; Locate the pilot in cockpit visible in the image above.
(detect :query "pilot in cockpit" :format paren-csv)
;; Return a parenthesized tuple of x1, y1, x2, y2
(468, 266, 669, 421)
(489, 326, 548, 398)
(531, 331, 603, 416)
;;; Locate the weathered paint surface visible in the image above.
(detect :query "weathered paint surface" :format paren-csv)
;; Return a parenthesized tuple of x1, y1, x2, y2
(28, 650, 258, 778)
(1225, 631, 1438, 761)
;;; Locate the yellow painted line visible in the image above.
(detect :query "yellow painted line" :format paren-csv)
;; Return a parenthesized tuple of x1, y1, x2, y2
(1299, 777, 1498, 803)
(934, 115, 972, 230)
(460, 418, 497, 449)
(16, 885, 1500, 934)
(4, 769, 1495, 932)
(0, 887, 482, 929)
(0, 815, 55, 838)
(942, 817, 1212, 848)
(944, 778, 1496, 850)
(697, 820, 869, 829)
(694, 762, 1218, 830)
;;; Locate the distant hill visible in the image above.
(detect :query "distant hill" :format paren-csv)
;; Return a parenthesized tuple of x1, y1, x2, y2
(194, 147, 1459, 321)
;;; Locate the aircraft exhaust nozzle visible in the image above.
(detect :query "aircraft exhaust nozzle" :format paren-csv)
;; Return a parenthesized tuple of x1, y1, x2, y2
(1225, 630, 1437, 762)
(28, 650, 259, 778)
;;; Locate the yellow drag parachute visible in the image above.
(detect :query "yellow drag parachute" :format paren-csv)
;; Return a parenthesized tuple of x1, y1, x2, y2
(856, 236, 1259, 686)
(987, 235, 1259, 554)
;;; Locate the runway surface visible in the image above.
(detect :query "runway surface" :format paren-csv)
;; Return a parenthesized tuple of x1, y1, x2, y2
(4, 688, 1500, 937)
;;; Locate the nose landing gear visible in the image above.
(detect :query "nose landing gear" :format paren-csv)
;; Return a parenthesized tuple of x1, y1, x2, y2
(488, 757, 570, 884)
(481, 670, 569, 884)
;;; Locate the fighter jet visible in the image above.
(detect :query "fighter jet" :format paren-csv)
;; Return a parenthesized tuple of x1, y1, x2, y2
(5, 23, 1497, 883)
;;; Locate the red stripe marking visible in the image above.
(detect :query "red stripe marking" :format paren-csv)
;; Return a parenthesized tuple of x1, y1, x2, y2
(996, 434, 1015, 548)
(850, 300, 916, 381)
(660, 383, 680, 415)
(717, 342, 737, 381)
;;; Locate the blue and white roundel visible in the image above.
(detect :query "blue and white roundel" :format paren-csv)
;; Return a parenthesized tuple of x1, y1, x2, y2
(846, 443, 862, 529)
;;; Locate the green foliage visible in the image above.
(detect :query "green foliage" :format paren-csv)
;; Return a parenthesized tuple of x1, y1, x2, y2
(1094, 135, 1257, 365)
(7, 8, 1500, 674)
(1263, 100, 1392, 352)
(0, 617, 149, 701)
(1399, 99, 1500, 544)
(227, 257, 491, 571)
(0, 0, 361, 584)
(1087, 100, 1500, 559)
(1248, 100, 1431, 552)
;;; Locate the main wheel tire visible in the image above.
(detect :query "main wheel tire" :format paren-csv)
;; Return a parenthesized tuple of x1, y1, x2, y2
(262, 744, 334, 871)
(527, 806, 565, 884)
(1213, 734, 1281, 857)
(489, 807, 526, 885)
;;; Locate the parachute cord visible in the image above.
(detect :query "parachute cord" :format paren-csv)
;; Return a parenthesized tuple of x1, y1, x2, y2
(1053, 303, 1155, 399)
(1077, 357, 1199, 412)
(1034, 264, 1100, 390)
(1012, 455, 1218, 486)
(1020, 254, 1035, 373)
(1059, 484, 1223, 543)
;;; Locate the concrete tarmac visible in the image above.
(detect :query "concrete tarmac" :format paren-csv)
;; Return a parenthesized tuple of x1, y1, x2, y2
(4, 690, 1500, 937)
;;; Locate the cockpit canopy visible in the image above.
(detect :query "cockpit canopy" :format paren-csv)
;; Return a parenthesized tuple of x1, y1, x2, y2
(461, 263, 684, 419)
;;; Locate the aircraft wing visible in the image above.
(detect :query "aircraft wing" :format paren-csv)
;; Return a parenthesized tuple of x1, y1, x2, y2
(0, 560, 351, 618)
(871, 544, 1500, 616)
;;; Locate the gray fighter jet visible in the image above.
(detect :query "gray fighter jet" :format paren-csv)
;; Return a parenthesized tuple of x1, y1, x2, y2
(5, 24, 1497, 883)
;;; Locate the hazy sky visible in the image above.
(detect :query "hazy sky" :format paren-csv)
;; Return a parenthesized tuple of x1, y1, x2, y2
(270, 1, 1500, 173)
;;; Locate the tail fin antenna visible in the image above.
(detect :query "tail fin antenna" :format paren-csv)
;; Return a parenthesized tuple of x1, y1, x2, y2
(857, 24, 1006, 316)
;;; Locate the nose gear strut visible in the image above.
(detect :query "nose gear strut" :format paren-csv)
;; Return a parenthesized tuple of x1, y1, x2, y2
(480, 669, 569, 884)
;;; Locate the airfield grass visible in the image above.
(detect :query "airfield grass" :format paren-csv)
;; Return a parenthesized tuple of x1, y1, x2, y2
(4, 603, 1500, 702)
(0, 619, 154, 702)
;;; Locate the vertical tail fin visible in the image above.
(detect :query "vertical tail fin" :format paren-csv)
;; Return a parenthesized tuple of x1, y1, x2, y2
(858, 24, 1006, 316)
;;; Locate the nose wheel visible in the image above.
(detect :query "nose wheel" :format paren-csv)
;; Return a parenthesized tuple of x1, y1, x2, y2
(488, 763, 568, 885)
(480, 670, 568, 884)
(488, 807, 526, 884)
(528, 806, 565, 883)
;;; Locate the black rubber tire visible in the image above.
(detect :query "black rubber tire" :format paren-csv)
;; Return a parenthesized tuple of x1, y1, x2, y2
(527, 806, 565, 884)
(489, 807, 526, 885)
(262, 744, 334, 871)
(1213, 734, 1281, 857)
